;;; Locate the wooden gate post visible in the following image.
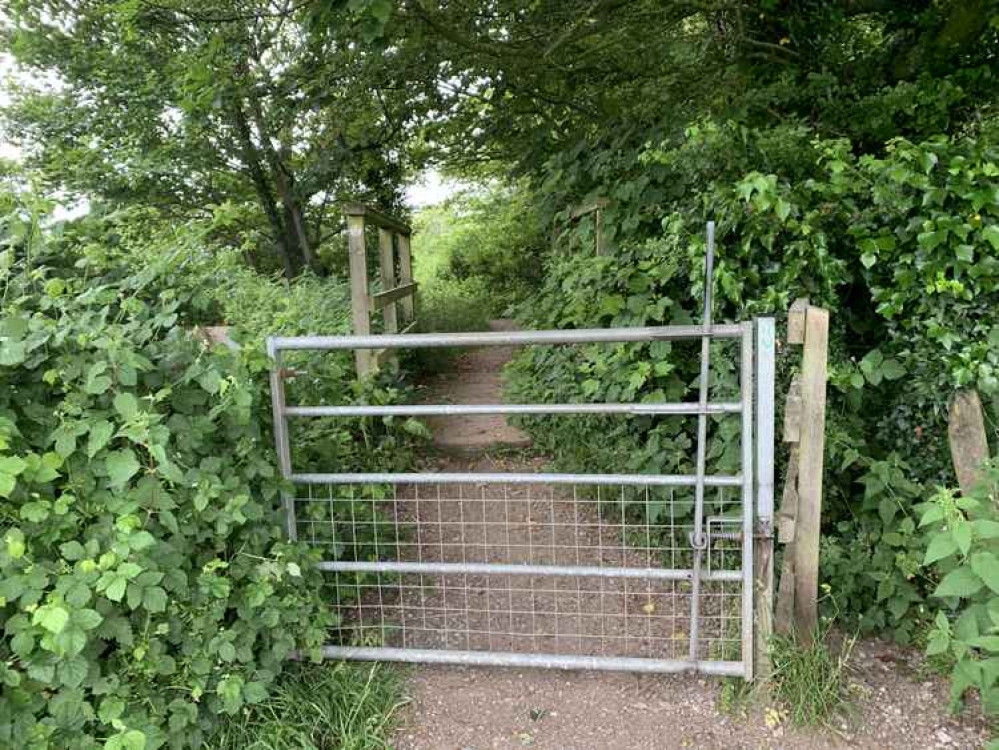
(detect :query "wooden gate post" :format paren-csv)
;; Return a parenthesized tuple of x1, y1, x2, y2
(346, 212, 374, 376)
(948, 389, 990, 495)
(774, 299, 830, 643)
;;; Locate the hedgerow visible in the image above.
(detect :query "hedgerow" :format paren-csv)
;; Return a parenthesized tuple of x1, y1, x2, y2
(0, 209, 415, 749)
(508, 126, 999, 650)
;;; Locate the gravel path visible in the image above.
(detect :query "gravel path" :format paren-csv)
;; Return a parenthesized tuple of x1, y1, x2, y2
(390, 321, 992, 750)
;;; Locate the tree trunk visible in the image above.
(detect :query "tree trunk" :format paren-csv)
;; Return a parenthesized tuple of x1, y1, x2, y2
(245, 89, 324, 276)
(229, 100, 301, 278)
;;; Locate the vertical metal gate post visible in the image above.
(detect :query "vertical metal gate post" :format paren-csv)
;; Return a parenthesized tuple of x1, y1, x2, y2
(740, 321, 755, 680)
(268, 322, 774, 678)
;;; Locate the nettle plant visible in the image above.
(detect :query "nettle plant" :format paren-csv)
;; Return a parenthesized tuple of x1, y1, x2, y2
(0, 254, 337, 749)
(921, 464, 999, 716)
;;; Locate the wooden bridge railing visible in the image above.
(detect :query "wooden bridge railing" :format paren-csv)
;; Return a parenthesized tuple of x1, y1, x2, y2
(344, 203, 417, 376)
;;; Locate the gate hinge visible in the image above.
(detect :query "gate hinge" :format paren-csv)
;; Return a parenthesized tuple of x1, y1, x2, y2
(278, 367, 304, 380)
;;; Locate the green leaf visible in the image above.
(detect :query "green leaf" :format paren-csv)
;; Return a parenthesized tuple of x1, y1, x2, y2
(143, 586, 168, 613)
(933, 566, 983, 598)
(969, 636, 999, 652)
(880, 359, 905, 380)
(57, 655, 90, 688)
(98, 697, 125, 723)
(217, 674, 244, 713)
(0, 340, 26, 366)
(73, 608, 103, 631)
(983, 224, 999, 250)
(860, 252, 876, 269)
(927, 631, 950, 655)
(87, 420, 115, 458)
(5, 528, 26, 559)
(974, 520, 999, 539)
(106, 449, 140, 488)
(924, 533, 958, 565)
(920, 504, 945, 527)
(105, 729, 147, 750)
(114, 393, 139, 420)
(85, 373, 113, 395)
(105, 577, 127, 602)
(954, 520, 973, 556)
(33, 603, 70, 634)
(60, 540, 86, 560)
(971, 552, 999, 594)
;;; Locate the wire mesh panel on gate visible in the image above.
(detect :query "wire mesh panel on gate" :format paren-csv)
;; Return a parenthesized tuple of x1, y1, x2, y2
(295, 479, 745, 663)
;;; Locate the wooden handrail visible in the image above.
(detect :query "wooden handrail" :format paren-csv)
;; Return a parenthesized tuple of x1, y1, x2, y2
(343, 203, 412, 235)
(372, 282, 419, 310)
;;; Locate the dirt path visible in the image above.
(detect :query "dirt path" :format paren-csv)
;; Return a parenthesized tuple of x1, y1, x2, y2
(392, 321, 991, 750)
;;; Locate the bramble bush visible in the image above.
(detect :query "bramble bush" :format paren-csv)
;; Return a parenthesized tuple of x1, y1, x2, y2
(507, 125, 999, 647)
(0, 207, 417, 749)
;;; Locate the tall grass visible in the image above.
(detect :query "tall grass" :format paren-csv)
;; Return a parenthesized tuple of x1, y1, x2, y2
(769, 628, 855, 726)
(205, 663, 405, 750)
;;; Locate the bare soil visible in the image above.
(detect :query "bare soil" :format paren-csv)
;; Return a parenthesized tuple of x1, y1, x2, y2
(390, 321, 992, 750)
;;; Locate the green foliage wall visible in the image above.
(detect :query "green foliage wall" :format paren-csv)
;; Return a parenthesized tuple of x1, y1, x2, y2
(507, 127, 999, 645)
(0, 205, 418, 749)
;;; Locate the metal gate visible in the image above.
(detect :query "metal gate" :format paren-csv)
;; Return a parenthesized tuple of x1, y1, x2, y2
(267, 318, 775, 679)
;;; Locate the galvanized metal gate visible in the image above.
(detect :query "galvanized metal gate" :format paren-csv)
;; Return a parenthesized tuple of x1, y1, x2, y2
(267, 318, 775, 679)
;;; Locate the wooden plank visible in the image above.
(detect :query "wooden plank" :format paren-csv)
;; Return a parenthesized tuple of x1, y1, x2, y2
(754, 538, 774, 681)
(372, 282, 419, 310)
(777, 447, 800, 544)
(782, 375, 802, 443)
(347, 214, 373, 376)
(774, 560, 795, 637)
(343, 202, 411, 235)
(792, 306, 829, 641)
(397, 232, 416, 321)
(568, 196, 610, 220)
(378, 228, 399, 335)
(948, 388, 990, 495)
(787, 297, 809, 345)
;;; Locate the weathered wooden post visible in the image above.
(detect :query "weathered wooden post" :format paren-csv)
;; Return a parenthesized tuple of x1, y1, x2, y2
(774, 298, 830, 643)
(948, 389, 990, 495)
(346, 208, 374, 376)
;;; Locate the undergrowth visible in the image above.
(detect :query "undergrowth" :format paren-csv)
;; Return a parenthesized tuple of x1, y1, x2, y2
(769, 628, 855, 727)
(205, 663, 404, 750)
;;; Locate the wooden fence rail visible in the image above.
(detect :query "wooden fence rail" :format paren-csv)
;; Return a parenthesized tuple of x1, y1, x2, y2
(344, 203, 417, 376)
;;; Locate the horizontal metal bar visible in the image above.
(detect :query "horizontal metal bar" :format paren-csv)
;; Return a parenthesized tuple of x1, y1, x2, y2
(342, 202, 411, 235)
(372, 282, 418, 310)
(283, 402, 742, 418)
(317, 646, 745, 676)
(317, 560, 743, 582)
(268, 324, 744, 352)
(290, 471, 742, 487)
